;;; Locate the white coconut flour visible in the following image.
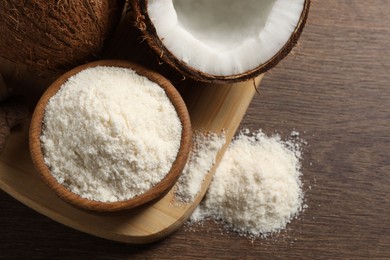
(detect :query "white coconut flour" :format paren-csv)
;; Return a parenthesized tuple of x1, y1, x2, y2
(174, 132, 226, 203)
(190, 129, 304, 238)
(41, 66, 182, 202)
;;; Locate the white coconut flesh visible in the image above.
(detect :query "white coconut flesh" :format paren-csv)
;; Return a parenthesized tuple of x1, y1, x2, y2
(148, 0, 305, 76)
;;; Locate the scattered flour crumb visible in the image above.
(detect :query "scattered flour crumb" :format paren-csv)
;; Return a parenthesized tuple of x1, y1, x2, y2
(174, 131, 226, 203)
(291, 130, 300, 137)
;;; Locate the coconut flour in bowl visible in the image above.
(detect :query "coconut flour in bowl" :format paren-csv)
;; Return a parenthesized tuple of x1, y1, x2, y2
(40, 65, 183, 203)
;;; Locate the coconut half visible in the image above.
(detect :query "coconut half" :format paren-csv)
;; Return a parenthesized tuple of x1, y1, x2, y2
(133, 0, 310, 83)
(0, 0, 124, 74)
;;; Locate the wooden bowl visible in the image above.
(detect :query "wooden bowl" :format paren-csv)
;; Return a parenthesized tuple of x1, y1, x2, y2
(29, 60, 192, 212)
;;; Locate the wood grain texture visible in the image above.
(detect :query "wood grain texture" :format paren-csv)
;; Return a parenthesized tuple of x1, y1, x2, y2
(1, 73, 258, 243)
(0, 0, 389, 258)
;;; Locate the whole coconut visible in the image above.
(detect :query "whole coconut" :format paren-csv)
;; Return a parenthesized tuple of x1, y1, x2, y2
(0, 0, 124, 74)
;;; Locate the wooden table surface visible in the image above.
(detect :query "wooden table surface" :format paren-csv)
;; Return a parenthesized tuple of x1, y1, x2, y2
(1, 0, 389, 258)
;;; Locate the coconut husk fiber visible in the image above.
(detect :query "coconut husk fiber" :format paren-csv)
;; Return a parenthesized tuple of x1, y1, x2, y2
(102, 4, 186, 86)
(0, 96, 29, 152)
(0, 0, 124, 75)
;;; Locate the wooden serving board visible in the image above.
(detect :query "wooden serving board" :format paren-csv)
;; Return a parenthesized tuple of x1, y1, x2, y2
(0, 76, 262, 244)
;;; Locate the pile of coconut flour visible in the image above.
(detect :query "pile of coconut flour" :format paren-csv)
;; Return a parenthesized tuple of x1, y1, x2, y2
(41, 66, 182, 202)
(178, 129, 305, 238)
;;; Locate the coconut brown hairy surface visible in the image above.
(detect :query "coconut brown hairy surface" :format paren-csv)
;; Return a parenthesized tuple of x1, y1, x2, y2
(132, 0, 310, 83)
(0, 0, 124, 74)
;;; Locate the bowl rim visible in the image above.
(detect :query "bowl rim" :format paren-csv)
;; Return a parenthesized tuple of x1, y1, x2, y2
(29, 59, 192, 212)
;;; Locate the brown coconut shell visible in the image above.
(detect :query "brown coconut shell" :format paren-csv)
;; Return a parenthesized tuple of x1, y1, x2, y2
(103, 5, 187, 86)
(131, 0, 311, 84)
(0, 96, 29, 152)
(0, 0, 124, 75)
